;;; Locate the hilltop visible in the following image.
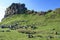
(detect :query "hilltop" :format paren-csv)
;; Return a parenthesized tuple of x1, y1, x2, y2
(0, 3, 60, 40)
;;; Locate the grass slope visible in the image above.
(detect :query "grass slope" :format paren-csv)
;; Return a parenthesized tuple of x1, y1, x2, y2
(0, 11, 60, 40)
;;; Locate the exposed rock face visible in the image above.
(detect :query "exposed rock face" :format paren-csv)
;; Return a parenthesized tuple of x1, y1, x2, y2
(5, 3, 27, 17)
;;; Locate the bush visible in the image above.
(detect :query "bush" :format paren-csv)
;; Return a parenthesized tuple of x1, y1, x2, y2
(31, 10, 34, 13)
(0, 30, 4, 32)
(47, 35, 54, 39)
(9, 25, 16, 30)
(6, 30, 11, 32)
(47, 10, 52, 13)
(27, 34, 34, 38)
(1, 25, 5, 28)
(37, 35, 43, 38)
(18, 29, 36, 34)
(31, 26, 37, 29)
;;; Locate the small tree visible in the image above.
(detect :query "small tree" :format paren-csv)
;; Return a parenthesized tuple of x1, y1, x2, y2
(47, 10, 52, 13)
(31, 10, 34, 13)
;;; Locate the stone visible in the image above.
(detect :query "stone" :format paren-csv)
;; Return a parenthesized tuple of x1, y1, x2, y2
(4, 3, 27, 17)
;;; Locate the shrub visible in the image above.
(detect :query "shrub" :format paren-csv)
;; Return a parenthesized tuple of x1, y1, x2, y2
(0, 30, 4, 32)
(37, 35, 43, 38)
(1, 25, 5, 28)
(6, 30, 11, 32)
(27, 34, 34, 38)
(31, 26, 37, 29)
(47, 10, 52, 13)
(18, 29, 36, 34)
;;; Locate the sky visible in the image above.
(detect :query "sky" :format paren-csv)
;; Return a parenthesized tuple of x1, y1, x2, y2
(0, 0, 60, 22)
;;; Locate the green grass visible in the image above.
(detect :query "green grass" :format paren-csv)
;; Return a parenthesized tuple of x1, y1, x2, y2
(0, 11, 60, 40)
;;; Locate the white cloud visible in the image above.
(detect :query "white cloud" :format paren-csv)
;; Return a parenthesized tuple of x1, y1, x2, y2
(0, 6, 6, 22)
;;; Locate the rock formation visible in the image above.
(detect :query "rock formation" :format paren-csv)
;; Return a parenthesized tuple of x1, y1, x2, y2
(5, 3, 27, 17)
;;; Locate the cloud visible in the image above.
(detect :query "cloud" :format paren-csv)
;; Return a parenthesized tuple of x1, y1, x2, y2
(0, 6, 6, 22)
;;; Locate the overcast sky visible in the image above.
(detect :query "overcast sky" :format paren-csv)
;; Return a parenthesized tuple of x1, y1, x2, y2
(0, 0, 60, 22)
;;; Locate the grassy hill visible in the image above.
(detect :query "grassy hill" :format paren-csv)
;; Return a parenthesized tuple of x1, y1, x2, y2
(0, 11, 60, 40)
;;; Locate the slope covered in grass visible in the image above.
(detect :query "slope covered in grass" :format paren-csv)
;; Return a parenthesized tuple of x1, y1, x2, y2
(0, 11, 60, 40)
(0, 11, 60, 30)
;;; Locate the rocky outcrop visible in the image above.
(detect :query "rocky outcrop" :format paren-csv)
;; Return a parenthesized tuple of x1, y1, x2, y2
(4, 3, 27, 17)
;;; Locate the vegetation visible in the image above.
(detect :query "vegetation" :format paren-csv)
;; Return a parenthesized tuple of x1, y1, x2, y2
(0, 3, 60, 40)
